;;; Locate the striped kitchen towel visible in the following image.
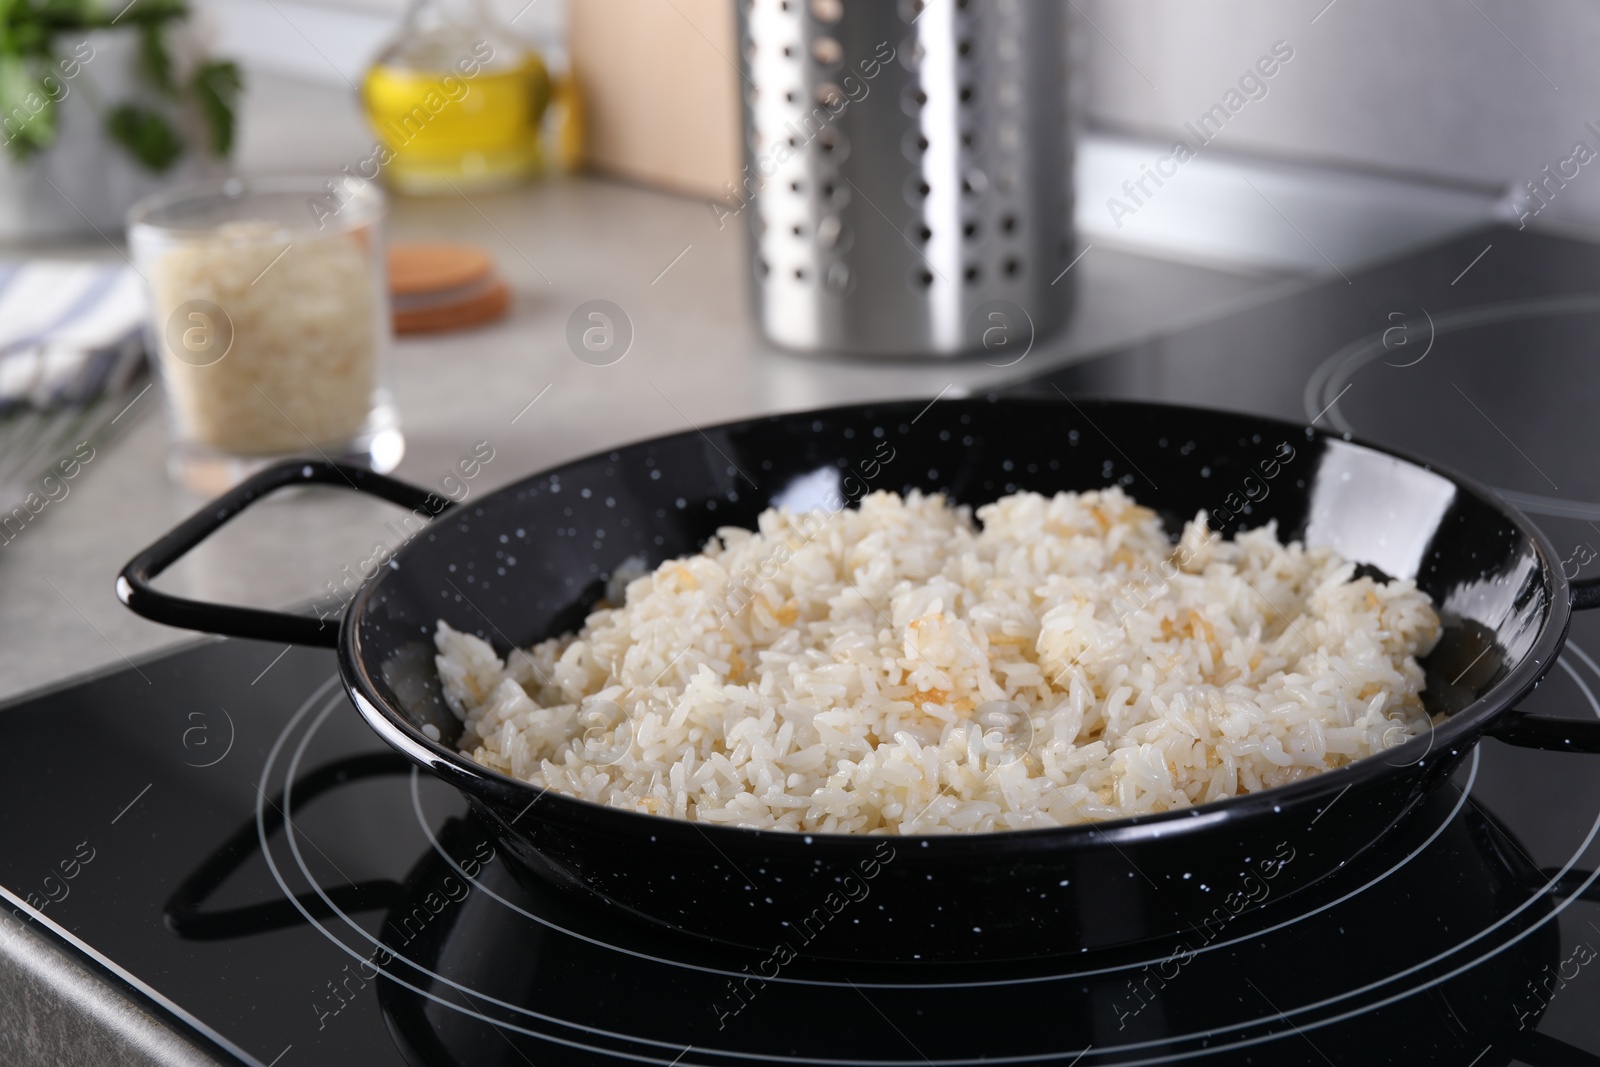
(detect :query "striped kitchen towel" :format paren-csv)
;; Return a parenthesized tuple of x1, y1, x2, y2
(0, 261, 147, 411)
(0, 262, 148, 522)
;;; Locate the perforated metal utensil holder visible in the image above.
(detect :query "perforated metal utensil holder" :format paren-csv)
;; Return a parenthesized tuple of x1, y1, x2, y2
(733, 0, 1073, 358)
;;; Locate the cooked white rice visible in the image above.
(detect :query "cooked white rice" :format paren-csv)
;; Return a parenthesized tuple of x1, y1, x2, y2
(434, 488, 1441, 834)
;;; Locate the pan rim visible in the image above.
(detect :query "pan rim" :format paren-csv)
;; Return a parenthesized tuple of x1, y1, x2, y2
(340, 395, 1572, 852)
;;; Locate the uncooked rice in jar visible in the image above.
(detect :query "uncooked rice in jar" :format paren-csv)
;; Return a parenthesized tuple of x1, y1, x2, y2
(151, 221, 378, 455)
(435, 488, 1441, 834)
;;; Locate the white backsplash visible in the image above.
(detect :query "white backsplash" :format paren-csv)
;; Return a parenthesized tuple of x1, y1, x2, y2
(1079, 0, 1600, 233)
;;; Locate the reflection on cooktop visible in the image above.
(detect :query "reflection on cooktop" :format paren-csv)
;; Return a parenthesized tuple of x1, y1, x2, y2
(1306, 293, 1600, 523)
(1013, 223, 1600, 628)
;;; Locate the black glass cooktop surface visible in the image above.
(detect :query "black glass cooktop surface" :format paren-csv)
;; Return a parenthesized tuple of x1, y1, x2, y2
(4, 224, 1600, 1066)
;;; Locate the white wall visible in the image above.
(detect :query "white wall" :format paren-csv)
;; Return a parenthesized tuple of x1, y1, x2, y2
(204, 0, 566, 86)
(1079, 0, 1600, 230)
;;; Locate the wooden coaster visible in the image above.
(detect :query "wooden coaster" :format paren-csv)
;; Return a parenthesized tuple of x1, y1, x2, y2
(393, 277, 511, 334)
(388, 242, 510, 334)
(389, 243, 493, 296)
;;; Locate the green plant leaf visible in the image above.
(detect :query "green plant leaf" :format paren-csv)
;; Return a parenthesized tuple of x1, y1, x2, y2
(138, 21, 174, 93)
(0, 0, 23, 52)
(8, 19, 49, 58)
(0, 53, 56, 159)
(104, 102, 181, 170)
(0, 0, 227, 168)
(13, 0, 190, 37)
(72, 0, 188, 29)
(192, 59, 239, 156)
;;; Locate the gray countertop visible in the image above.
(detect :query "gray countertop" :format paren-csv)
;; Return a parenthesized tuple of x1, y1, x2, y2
(0, 76, 1285, 706)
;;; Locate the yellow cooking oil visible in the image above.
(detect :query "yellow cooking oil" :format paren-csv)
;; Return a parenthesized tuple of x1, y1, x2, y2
(362, 49, 551, 193)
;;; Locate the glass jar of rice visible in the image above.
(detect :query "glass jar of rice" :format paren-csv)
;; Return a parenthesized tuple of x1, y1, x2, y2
(127, 176, 402, 492)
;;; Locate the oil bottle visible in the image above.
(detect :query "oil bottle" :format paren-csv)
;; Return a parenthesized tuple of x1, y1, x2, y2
(362, 0, 552, 194)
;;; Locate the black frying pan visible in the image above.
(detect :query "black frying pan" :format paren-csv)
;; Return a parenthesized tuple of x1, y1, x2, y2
(118, 397, 1600, 962)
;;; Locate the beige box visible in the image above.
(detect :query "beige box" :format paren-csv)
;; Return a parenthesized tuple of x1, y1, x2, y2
(568, 0, 743, 199)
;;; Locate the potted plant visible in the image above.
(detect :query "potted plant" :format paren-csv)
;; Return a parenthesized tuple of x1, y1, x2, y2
(0, 0, 241, 239)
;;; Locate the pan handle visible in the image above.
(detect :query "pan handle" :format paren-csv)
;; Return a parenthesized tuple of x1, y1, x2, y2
(117, 460, 452, 649)
(1489, 709, 1600, 753)
(1574, 577, 1600, 610)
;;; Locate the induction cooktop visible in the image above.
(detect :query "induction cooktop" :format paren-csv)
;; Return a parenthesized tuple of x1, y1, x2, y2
(4, 224, 1600, 1066)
